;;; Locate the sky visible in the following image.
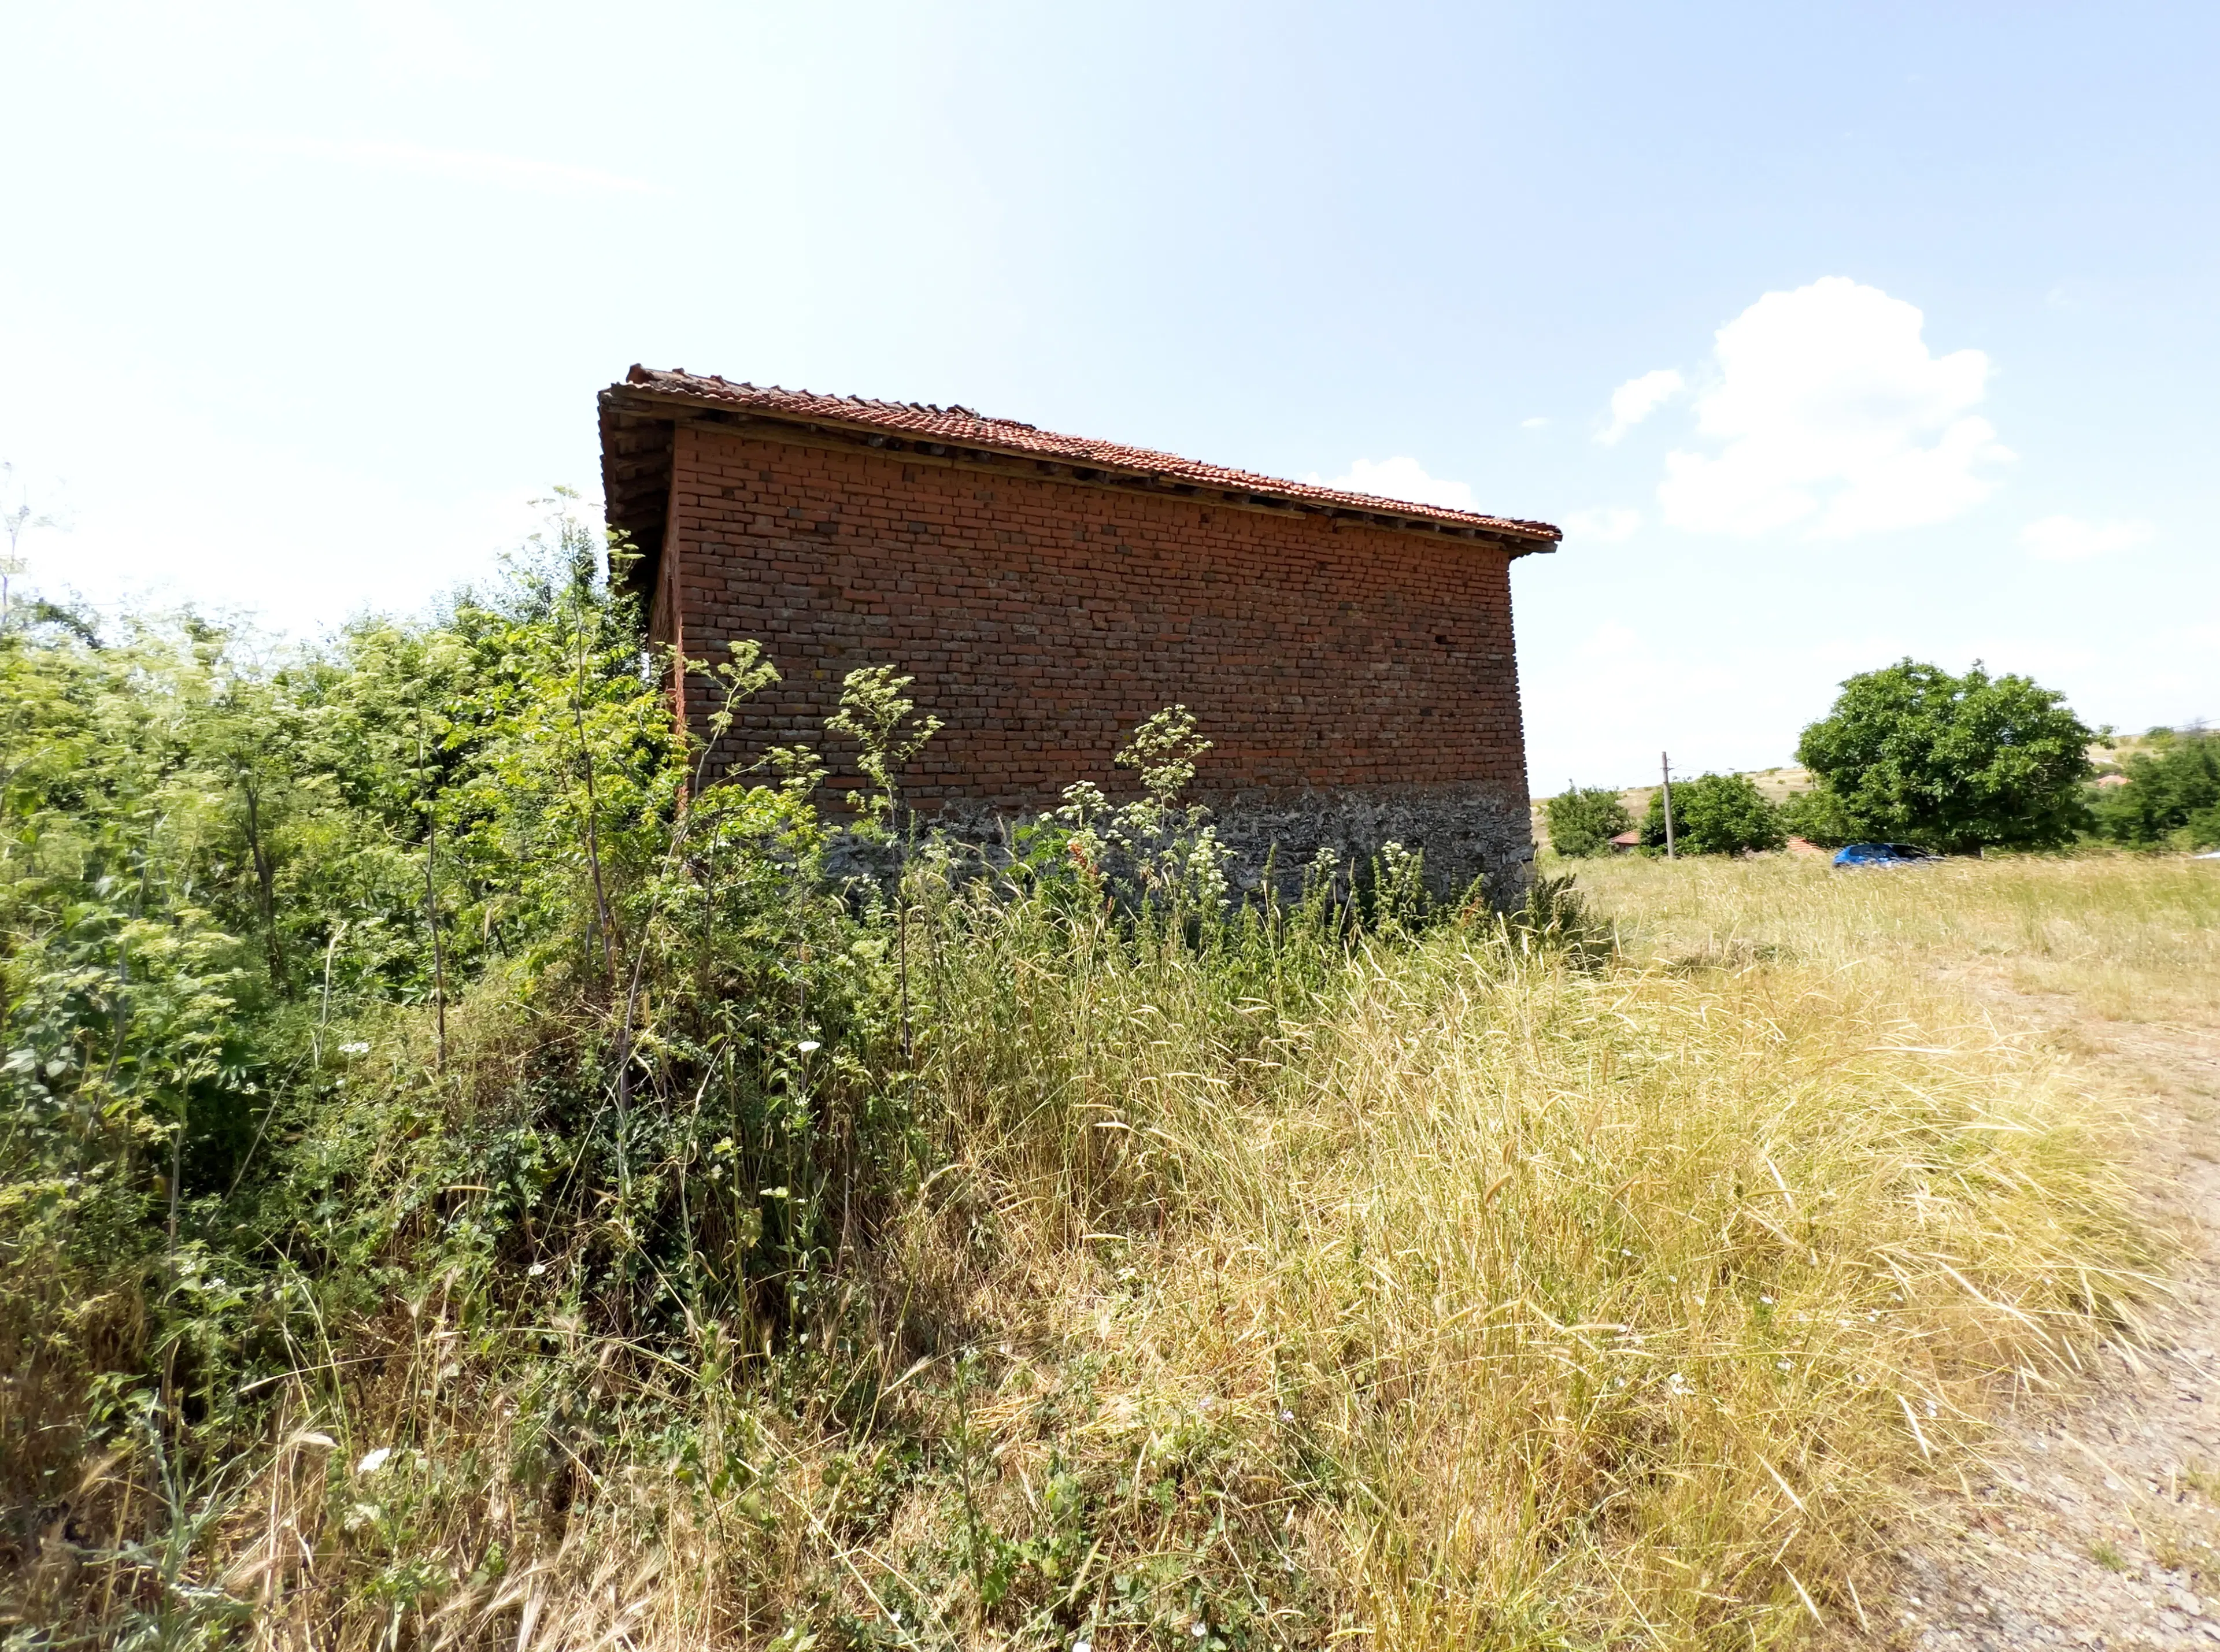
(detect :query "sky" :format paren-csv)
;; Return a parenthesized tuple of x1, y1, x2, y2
(3, 1, 2215, 790)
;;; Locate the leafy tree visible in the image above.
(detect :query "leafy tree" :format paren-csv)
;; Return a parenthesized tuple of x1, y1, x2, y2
(1777, 786, 1859, 848)
(1639, 772, 1785, 855)
(1545, 785, 1632, 857)
(2089, 728, 2220, 849)
(1793, 659, 2093, 854)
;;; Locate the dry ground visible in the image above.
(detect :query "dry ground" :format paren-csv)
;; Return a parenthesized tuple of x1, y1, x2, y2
(1893, 969, 2220, 1649)
(1568, 851, 2220, 1649)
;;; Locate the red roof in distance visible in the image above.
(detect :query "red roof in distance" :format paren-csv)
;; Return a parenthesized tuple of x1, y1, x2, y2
(617, 366, 1560, 545)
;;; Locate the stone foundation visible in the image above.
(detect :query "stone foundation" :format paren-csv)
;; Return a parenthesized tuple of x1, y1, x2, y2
(1204, 786, 1536, 909)
(915, 784, 1535, 911)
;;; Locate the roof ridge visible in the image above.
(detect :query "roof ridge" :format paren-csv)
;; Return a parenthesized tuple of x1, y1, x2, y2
(610, 367, 1559, 542)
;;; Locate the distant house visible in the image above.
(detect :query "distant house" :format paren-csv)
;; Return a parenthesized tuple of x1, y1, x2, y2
(598, 366, 1562, 903)
(2095, 773, 2131, 788)
(1608, 829, 1642, 854)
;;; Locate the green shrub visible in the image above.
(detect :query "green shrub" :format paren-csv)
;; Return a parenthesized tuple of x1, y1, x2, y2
(2090, 728, 2220, 849)
(1544, 784, 1633, 857)
(1641, 772, 1786, 855)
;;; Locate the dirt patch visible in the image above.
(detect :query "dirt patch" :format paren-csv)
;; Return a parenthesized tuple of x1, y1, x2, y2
(1894, 984, 2220, 1649)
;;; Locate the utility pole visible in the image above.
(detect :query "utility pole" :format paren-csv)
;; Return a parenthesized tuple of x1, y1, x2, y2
(1660, 751, 1677, 861)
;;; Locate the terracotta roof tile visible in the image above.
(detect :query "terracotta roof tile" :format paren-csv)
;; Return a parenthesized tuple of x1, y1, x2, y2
(616, 365, 1560, 543)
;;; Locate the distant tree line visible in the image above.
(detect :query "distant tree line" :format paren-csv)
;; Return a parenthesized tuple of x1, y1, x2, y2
(2087, 726, 2220, 851)
(1547, 658, 2218, 858)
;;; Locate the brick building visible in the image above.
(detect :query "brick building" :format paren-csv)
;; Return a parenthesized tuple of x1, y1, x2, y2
(598, 366, 1559, 903)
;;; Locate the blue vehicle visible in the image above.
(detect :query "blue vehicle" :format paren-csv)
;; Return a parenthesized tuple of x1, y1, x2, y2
(1832, 842, 1937, 868)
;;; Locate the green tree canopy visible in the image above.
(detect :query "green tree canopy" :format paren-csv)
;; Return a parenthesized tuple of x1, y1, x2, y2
(1777, 785, 1859, 849)
(1640, 773, 1785, 855)
(1793, 660, 2093, 854)
(2090, 728, 2220, 849)
(1544, 784, 1632, 857)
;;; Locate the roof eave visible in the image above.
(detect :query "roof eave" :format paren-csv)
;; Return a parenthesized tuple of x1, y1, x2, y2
(598, 379, 1562, 554)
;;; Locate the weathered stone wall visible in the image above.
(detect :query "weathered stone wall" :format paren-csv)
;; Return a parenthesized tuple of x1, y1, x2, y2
(652, 422, 1537, 903)
(918, 787, 1531, 908)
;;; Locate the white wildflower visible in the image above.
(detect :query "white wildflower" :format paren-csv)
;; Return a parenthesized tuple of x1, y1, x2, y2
(356, 1446, 393, 1475)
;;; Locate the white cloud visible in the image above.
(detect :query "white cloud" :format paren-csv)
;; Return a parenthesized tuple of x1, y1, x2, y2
(1315, 456, 1477, 512)
(2019, 515, 2155, 562)
(1656, 277, 2014, 538)
(1597, 369, 1685, 445)
(1520, 416, 1551, 429)
(206, 134, 668, 197)
(1563, 506, 1640, 543)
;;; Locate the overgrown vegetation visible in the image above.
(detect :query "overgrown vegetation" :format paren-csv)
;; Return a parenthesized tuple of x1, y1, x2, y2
(1, 513, 2157, 1649)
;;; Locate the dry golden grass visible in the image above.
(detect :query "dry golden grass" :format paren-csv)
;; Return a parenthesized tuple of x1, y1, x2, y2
(1568, 850, 2220, 1024)
(906, 906, 2150, 1647)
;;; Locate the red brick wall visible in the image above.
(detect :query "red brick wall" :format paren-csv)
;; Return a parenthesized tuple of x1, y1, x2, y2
(656, 423, 1530, 816)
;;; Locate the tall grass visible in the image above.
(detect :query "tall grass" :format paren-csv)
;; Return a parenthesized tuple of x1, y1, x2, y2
(893, 886, 2146, 1646)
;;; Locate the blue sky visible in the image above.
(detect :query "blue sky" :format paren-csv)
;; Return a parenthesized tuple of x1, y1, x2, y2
(3, 2, 2214, 789)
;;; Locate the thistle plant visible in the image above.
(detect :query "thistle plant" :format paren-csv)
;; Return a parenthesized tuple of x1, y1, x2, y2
(1042, 708, 1235, 921)
(826, 665, 942, 843)
(827, 665, 942, 1059)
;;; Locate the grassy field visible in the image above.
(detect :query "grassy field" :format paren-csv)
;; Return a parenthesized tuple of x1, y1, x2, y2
(874, 857, 2167, 1647)
(1568, 849, 2220, 1025)
(12, 550, 2212, 1649)
(188, 857, 2203, 1649)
